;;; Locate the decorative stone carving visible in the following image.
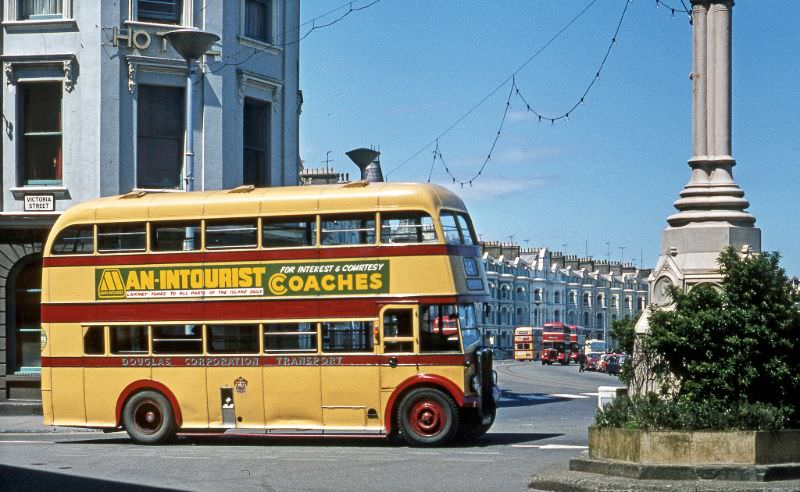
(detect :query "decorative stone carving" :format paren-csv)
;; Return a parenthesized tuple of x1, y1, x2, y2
(63, 59, 75, 92)
(652, 276, 674, 307)
(4, 63, 13, 86)
(237, 69, 282, 109)
(127, 62, 136, 94)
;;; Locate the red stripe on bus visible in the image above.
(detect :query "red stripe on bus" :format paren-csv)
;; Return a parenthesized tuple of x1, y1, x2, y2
(42, 245, 480, 268)
(41, 354, 467, 368)
(40, 296, 475, 323)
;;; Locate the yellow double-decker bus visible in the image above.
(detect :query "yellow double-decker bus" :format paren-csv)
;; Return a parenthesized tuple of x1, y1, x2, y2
(40, 181, 496, 446)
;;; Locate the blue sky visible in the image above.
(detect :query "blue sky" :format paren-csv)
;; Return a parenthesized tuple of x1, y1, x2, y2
(298, 1, 800, 276)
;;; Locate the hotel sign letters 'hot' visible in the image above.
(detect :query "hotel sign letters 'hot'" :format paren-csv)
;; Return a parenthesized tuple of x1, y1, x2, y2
(95, 261, 390, 300)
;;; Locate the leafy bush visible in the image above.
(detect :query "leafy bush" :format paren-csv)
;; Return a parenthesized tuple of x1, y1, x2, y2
(596, 394, 790, 431)
(609, 317, 637, 385)
(597, 248, 800, 430)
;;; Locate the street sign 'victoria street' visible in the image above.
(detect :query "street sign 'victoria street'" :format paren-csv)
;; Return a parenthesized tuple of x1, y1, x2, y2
(23, 194, 55, 212)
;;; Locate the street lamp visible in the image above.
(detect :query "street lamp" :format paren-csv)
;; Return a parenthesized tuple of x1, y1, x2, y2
(164, 29, 220, 194)
(164, 29, 219, 251)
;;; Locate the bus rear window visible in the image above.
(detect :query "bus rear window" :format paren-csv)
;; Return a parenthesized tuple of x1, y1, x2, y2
(320, 215, 376, 246)
(97, 224, 146, 253)
(380, 212, 436, 244)
(151, 222, 201, 252)
(51, 225, 94, 255)
(262, 217, 316, 248)
(205, 220, 258, 249)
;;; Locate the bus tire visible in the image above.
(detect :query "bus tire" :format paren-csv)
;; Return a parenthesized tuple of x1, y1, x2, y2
(397, 388, 458, 447)
(122, 390, 177, 445)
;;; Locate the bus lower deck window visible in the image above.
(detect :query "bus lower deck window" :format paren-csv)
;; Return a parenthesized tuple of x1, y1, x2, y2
(322, 321, 373, 352)
(152, 325, 202, 354)
(110, 326, 149, 354)
(83, 326, 105, 355)
(207, 324, 259, 354)
(264, 322, 316, 352)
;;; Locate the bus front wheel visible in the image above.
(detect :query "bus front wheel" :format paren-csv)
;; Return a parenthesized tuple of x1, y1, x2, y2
(397, 388, 458, 447)
(122, 390, 177, 445)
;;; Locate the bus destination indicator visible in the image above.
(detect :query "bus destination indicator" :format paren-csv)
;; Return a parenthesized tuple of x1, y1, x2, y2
(95, 260, 389, 299)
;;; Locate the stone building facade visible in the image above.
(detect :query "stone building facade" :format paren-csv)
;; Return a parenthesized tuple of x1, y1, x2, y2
(479, 242, 650, 355)
(0, 0, 301, 399)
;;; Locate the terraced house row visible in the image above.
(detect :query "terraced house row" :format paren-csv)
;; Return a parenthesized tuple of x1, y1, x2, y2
(478, 242, 650, 355)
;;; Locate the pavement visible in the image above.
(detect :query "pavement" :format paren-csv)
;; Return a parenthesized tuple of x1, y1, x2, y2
(0, 414, 103, 434)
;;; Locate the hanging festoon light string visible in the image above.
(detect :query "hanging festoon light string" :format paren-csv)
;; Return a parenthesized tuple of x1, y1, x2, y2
(513, 0, 631, 126)
(430, 78, 516, 188)
(655, 0, 692, 21)
(209, 0, 383, 74)
(386, 0, 605, 180)
(422, 0, 631, 187)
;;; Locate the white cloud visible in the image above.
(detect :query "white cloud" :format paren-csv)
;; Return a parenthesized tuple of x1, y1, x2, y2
(494, 145, 562, 163)
(437, 176, 554, 202)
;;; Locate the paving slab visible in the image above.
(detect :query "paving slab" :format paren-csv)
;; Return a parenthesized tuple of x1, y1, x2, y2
(530, 468, 800, 492)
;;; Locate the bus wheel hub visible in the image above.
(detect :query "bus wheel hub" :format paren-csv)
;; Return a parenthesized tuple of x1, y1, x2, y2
(412, 401, 443, 434)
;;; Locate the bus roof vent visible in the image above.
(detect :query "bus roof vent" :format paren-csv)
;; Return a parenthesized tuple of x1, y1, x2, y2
(120, 190, 148, 199)
(229, 185, 255, 193)
(342, 180, 369, 188)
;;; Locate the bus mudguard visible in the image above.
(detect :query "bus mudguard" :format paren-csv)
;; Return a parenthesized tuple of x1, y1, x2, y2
(116, 380, 183, 427)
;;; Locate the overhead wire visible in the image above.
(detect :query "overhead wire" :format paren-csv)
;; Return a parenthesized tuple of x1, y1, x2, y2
(419, 0, 631, 186)
(208, 0, 383, 74)
(385, 0, 601, 179)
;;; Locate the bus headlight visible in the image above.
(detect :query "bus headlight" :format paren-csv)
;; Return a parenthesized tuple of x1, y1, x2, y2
(472, 375, 481, 394)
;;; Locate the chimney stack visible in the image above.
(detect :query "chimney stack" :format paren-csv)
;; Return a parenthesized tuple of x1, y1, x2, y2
(346, 148, 384, 182)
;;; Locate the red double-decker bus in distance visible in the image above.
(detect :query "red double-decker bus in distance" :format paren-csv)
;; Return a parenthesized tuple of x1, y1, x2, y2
(541, 322, 570, 365)
(567, 325, 587, 363)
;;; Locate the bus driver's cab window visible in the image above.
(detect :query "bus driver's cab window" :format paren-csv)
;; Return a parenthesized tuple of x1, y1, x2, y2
(382, 310, 414, 353)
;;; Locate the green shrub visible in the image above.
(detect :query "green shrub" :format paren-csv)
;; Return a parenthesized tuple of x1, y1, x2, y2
(596, 395, 790, 431)
(597, 249, 800, 430)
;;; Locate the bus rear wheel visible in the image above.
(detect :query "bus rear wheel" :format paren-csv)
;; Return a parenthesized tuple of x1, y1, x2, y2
(122, 390, 176, 445)
(398, 388, 458, 447)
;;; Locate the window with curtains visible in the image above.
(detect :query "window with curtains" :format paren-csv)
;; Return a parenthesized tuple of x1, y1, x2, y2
(20, 82, 62, 185)
(17, 0, 62, 20)
(244, 0, 273, 44)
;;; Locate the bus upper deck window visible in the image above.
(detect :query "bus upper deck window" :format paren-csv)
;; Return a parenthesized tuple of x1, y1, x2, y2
(455, 214, 477, 245)
(205, 220, 258, 250)
(151, 222, 201, 252)
(439, 212, 462, 245)
(440, 211, 477, 246)
(380, 212, 437, 244)
(263, 217, 316, 248)
(51, 225, 94, 255)
(320, 215, 376, 246)
(97, 224, 146, 253)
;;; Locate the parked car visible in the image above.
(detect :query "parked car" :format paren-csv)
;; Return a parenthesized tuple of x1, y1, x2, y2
(585, 352, 602, 371)
(606, 355, 621, 376)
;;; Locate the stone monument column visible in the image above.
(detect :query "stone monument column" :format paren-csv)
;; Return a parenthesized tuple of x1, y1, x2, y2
(643, 0, 760, 313)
